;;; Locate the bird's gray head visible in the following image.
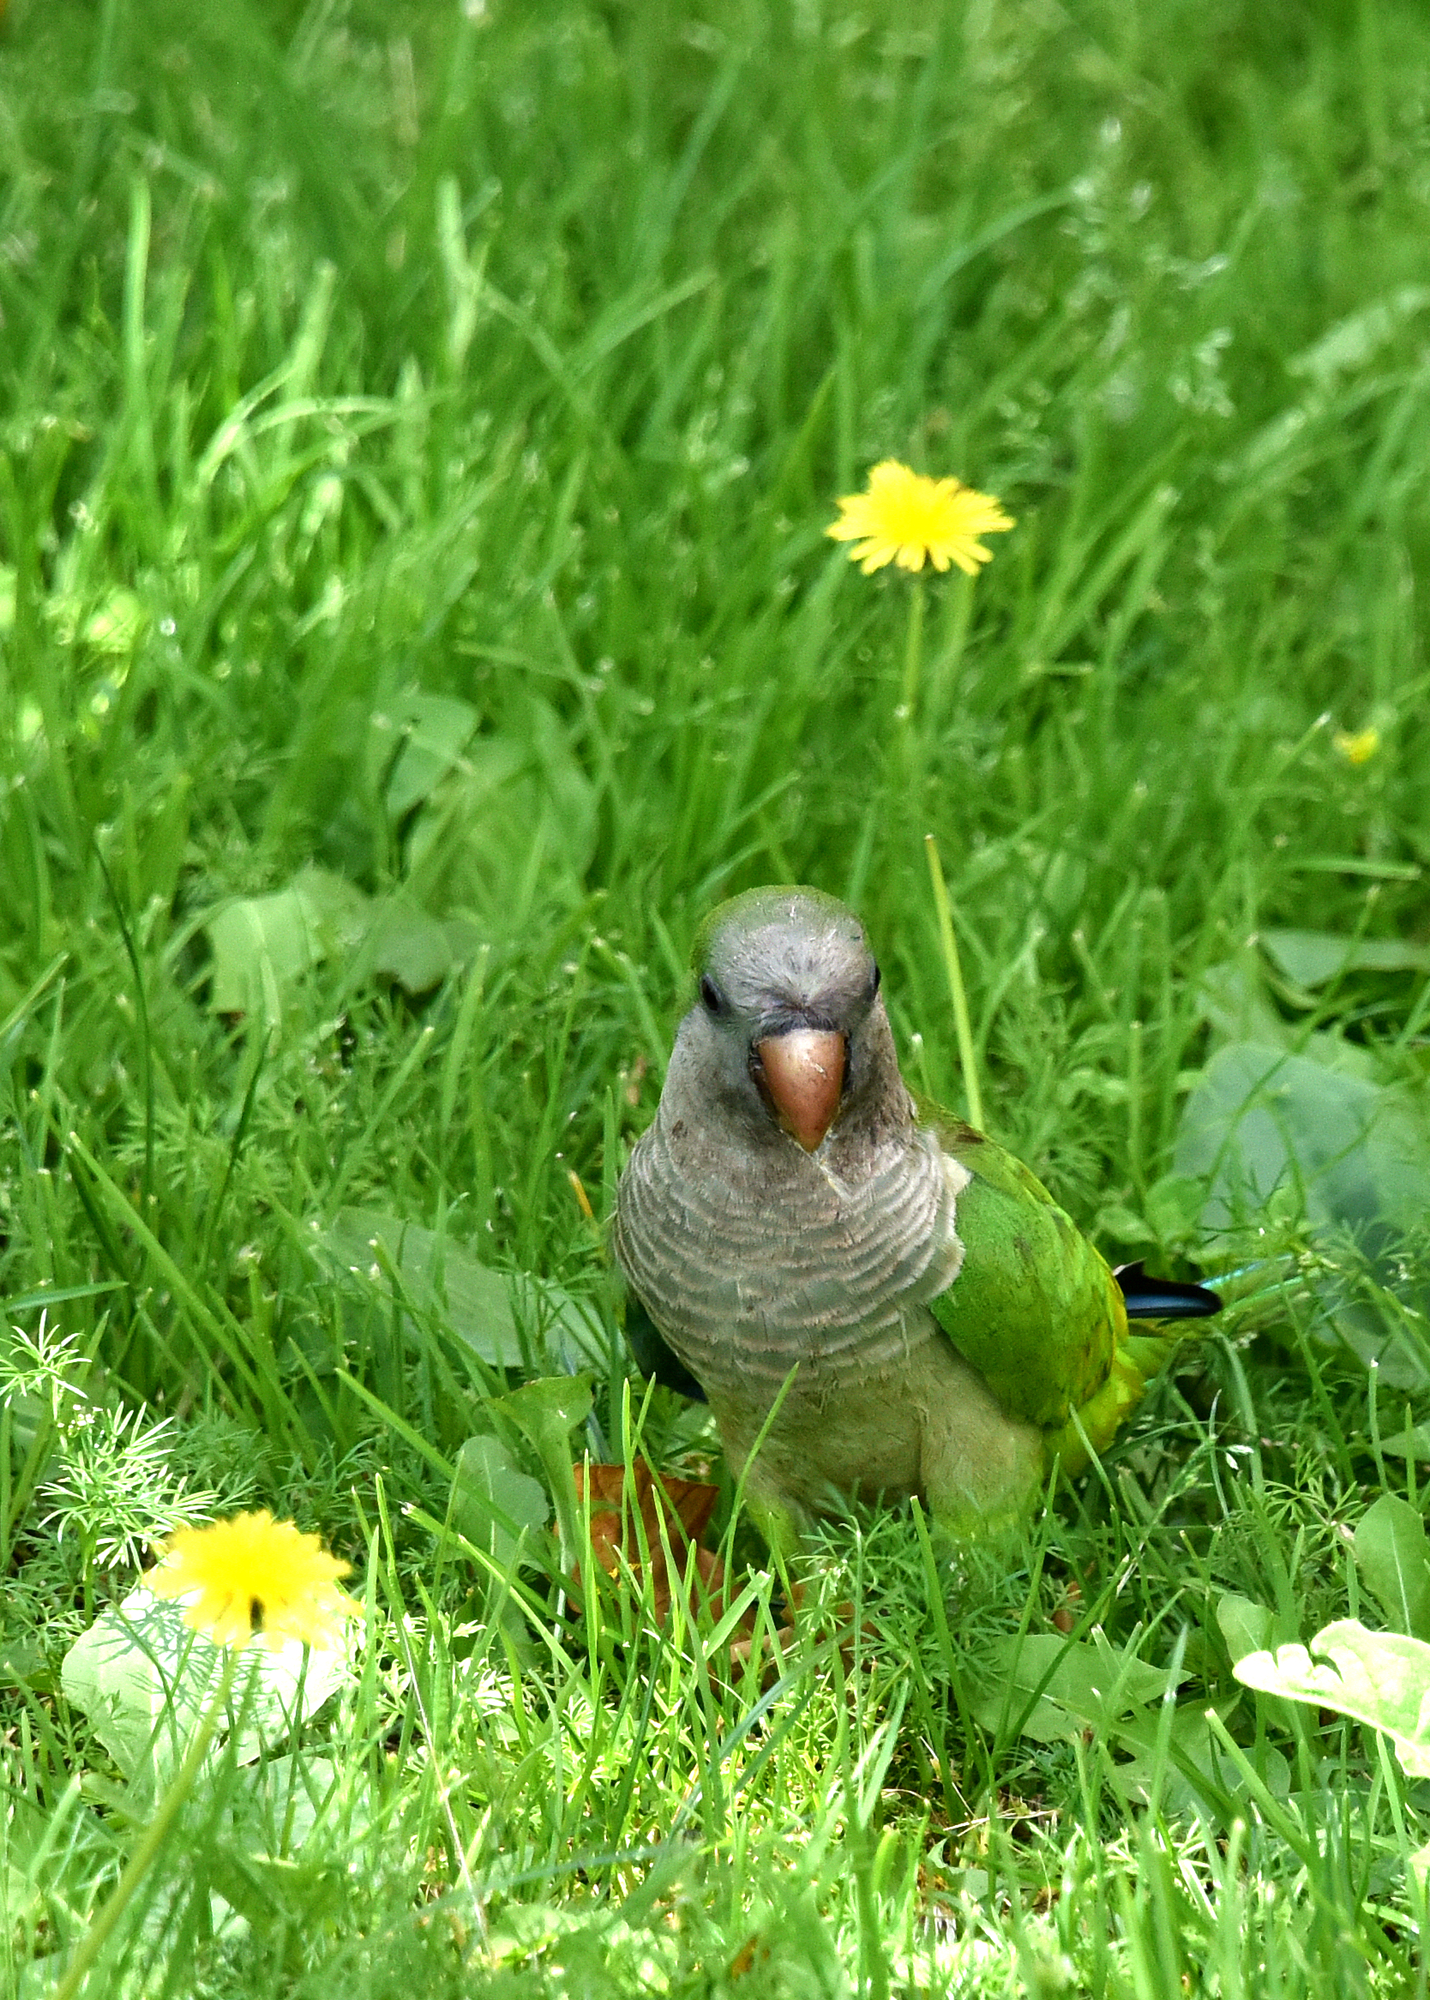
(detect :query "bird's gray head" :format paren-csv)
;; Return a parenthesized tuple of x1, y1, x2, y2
(680, 886, 896, 1154)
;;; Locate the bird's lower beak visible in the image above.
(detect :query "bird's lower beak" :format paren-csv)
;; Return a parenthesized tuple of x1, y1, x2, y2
(753, 1029, 846, 1152)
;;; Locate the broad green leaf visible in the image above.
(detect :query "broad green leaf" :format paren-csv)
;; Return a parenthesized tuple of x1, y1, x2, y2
(204, 866, 368, 1021)
(206, 1764, 353, 1935)
(1142, 1172, 1207, 1250)
(1092, 1200, 1156, 1247)
(973, 1629, 1182, 1743)
(498, 1373, 593, 1456)
(1233, 1618, 1430, 1777)
(1196, 961, 1292, 1048)
(314, 1208, 606, 1372)
(1108, 1699, 1289, 1812)
(449, 1433, 551, 1663)
(1216, 1592, 1275, 1663)
(355, 895, 453, 995)
(1176, 1040, 1387, 1229)
(1261, 928, 1430, 990)
(509, 1272, 609, 1372)
(1364, 1084, 1430, 1242)
(1378, 1422, 1430, 1462)
(1353, 1494, 1430, 1640)
(378, 692, 480, 820)
(316, 1208, 526, 1367)
(451, 1433, 550, 1572)
(205, 868, 458, 1013)
(220, 1752, 374, 1866)
(496, 1374, 593, 1558)
(404, 736, 528, 866)
(60, 1588, 351, 1799)
(1175, 1039, 1430, 1239)
(0, 1633, 47, 1688)
(1173, 1040, 1430, 1383)
(404, 704, 596, 924)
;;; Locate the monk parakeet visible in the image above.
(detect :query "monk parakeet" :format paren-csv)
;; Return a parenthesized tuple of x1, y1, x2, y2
(613, 887, 1219, 1548)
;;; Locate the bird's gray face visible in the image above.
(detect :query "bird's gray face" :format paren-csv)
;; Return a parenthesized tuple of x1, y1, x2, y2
(683, 888, 886, 1153)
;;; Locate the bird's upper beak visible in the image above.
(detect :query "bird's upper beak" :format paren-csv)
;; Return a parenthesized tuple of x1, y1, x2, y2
(753, 1029, 846, 1152)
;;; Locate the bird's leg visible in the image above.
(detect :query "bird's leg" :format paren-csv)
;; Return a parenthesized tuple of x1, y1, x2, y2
(912, 1340, 1044, 1539)
(740, 1486, 808, 1571)
(706, 1388, 824, 1582)
(718, 1426, 810, 1561)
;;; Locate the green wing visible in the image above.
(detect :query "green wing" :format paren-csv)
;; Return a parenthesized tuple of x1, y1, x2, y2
(922, 1107, 1143, 1455)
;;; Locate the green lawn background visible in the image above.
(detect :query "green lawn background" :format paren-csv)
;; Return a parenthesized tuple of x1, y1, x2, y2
(4, 0, 1430, 1992)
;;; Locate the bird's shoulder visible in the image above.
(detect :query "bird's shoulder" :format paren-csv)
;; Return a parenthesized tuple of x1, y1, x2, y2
(911, 1095, 1058, 1209)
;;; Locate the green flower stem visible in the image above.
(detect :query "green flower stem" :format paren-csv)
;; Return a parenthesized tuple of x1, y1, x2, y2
(897, 576, 925, 725)
(51, 1646, 241, 2000)
(924, 834, 984, 1131)
(926, 569, 975, 722)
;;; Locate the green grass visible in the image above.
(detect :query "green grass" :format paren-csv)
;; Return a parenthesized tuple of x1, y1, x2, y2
(4, 0, 1430, 1990)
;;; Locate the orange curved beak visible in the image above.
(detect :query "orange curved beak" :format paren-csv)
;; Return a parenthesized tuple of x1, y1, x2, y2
(754, 1029, 846, 1152)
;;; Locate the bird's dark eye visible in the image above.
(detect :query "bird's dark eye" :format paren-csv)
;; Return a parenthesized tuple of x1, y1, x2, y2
(869, 962, 882, 998)
(700, 974, 726, 1015)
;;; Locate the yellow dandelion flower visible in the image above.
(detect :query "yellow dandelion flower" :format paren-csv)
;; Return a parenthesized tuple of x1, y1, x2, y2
(150, 1511, 358, 1652)
(826, 459, 1015, 576)
(1332, 727, 1380, 767)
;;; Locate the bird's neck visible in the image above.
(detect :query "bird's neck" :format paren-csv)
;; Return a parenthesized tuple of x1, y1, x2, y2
(622, 1076, 965, 1365)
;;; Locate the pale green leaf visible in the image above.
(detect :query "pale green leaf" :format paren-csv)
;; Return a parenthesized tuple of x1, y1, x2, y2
(1175, 1040, 1386, 1229)
(1108, 1699, 1289, 1811)
(60, 1588, 350, 1798)
(314, 1208, 606, 1376)
(1173, 1039, 1430, 1383)
(403, 704, 596, 924)
(1233, 1618, 1430, 1778)
(223, 1752, 363, 1859)
(509, 1272, 609, 1372)
(498, 1374, 594, 1467)
(1195, 962, 1292, 1048)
